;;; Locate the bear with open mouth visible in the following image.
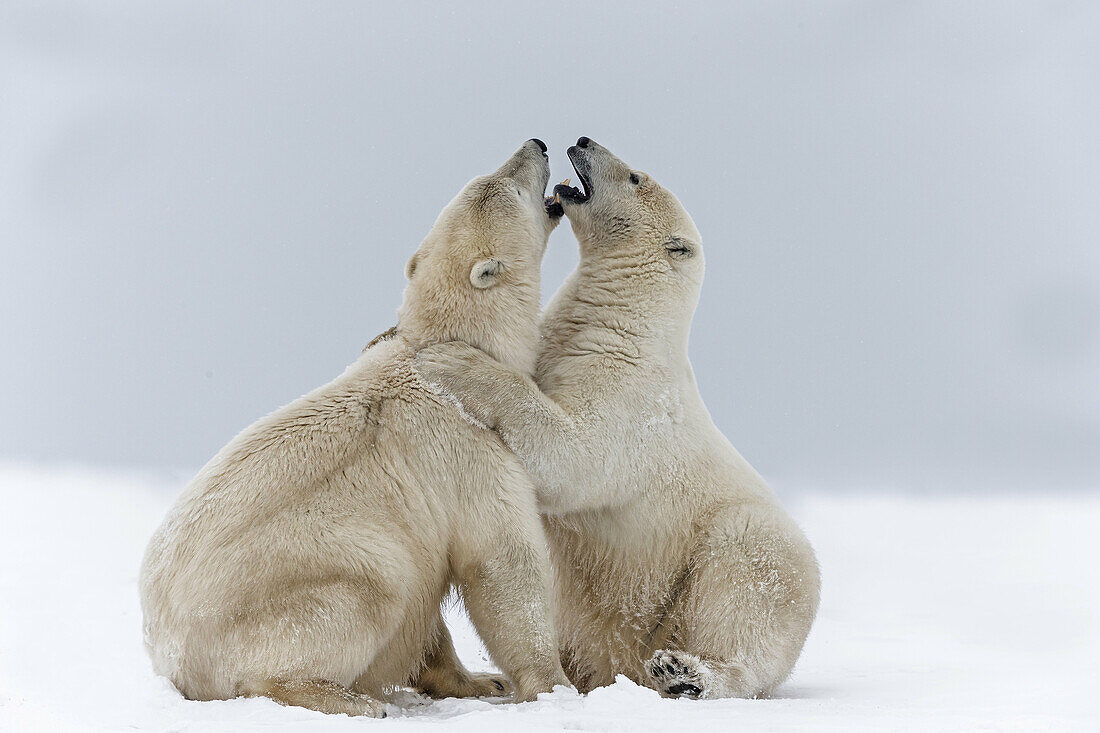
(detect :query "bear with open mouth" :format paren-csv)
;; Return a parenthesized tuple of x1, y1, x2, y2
(140, 139, 570, 717)
(417, 137, 820, 700)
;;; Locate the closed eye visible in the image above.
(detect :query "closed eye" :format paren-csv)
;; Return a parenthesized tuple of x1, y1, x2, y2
(665, 237, 696, 261)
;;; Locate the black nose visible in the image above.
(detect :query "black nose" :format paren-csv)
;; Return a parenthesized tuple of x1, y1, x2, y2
(576, 136, 591, 148)
(529, 138, 547, 153)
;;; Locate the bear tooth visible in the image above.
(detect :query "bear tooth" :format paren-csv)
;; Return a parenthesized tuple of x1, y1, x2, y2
(561, 178, 571, 187)
(553, 192, 562, 204)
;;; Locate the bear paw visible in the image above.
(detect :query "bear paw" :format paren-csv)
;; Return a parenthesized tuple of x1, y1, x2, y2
(462, 673, 513, 698)
(416, 672, 512, 700)
(646, 649, 707, 699)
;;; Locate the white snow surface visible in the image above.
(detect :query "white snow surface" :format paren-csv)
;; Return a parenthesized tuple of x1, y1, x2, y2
(1, 464, 1096, 732)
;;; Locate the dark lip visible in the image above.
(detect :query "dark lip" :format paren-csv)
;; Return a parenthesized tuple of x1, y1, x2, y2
(543, 196, 564, 219)
(554, 146, 592, 204)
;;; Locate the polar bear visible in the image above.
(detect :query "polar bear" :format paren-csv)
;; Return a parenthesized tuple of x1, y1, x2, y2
(139, 139, 570, 717)
(415, 137, 820, 700)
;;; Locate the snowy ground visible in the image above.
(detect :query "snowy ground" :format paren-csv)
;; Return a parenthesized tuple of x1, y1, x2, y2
(1, 464, 1096, 732)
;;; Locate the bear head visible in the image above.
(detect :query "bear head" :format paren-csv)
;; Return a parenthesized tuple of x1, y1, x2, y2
(398, 139, 560, 375)
(554, 137, 704, 332)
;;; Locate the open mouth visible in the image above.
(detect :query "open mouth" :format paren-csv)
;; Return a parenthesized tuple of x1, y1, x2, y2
(553, 147, 592, 205)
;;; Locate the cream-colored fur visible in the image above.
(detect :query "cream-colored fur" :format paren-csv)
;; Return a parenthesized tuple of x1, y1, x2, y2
(416, 139, 820, 700)
(139, 140, 570, 717)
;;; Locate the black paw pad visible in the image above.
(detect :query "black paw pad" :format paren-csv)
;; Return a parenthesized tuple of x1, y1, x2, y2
(666, 682, 702, 698)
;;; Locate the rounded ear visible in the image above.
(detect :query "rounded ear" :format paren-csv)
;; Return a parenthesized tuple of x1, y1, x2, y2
(665, 236, 697, 262)
(405, 252, 420, 280)
(470, 258, 503, 289)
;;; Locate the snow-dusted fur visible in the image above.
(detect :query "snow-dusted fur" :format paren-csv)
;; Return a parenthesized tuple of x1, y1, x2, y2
(416, 139, 820, 700)
(139, 140, 569, 717)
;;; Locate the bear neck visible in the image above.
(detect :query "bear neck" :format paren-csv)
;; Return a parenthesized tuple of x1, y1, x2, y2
(397, 288, 541, 376)
(549, 251, 695, 369)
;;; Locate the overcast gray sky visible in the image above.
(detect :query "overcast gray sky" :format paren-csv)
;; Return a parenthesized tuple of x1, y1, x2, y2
(2, 1, 1097, 490)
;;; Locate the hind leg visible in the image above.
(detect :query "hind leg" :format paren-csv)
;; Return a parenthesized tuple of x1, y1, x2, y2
(229, 569, 408, 716)
(645, 511, 820, 699)
(411, 611, 512, 698)
(239, 679, 386, 717)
